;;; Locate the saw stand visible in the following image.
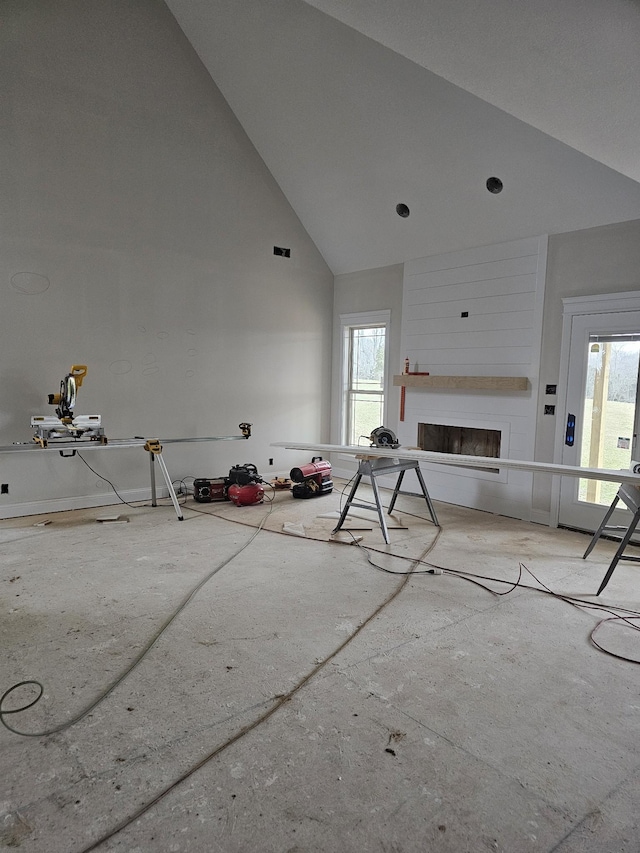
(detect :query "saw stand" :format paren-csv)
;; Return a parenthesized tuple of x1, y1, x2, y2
(145, 439, 184, 520)
(332, 456, 439, 544)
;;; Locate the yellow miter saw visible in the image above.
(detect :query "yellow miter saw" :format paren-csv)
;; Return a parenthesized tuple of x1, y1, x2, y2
(31, 365, 106, 447)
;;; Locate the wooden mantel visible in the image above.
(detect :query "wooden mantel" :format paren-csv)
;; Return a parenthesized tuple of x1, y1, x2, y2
(393, 374, 529, 392)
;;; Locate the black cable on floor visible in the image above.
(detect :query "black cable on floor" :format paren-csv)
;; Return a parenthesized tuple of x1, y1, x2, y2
(344, 535, 640, 664)
(0, 502, 275, 738)
(4, 485, 638, 853)
(199, 486, 640, 665)
(76, 530, 439, 853)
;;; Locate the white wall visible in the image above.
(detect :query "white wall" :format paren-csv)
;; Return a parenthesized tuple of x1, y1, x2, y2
(532, 218, 640, 523)
(398, 237, 547, 519)
(0, 0, 333, 518)
(330, 264, 403, 477)
(331, 221, 640, 526)
(331, 264, 404, 437)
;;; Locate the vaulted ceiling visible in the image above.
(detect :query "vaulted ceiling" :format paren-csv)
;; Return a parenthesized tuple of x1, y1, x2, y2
(166, 0, 640, 274)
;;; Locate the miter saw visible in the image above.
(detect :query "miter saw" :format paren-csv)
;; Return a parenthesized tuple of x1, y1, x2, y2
(369, 426, 400, 449)
(31, 364, 106, 447)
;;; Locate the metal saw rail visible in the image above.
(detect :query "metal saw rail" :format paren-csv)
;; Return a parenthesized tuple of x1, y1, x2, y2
(1, 428, 252, 521)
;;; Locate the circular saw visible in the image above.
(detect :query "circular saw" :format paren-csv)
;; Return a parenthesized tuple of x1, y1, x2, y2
(369, 426, 400, 449)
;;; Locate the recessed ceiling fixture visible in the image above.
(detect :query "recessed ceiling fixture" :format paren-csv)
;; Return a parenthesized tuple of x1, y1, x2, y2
(486, 177, 503, 194)
(396, 203, 410, 217)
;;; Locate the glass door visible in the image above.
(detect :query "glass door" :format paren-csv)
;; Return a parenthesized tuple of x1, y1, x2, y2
(559, 312, 640, 531)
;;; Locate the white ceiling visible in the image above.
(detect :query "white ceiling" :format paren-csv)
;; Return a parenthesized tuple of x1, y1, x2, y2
(166, 0, 640, 274)
(304, 0, 640, 185)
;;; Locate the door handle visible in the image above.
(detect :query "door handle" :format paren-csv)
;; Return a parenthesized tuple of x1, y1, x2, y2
(565, 413, 576, 446)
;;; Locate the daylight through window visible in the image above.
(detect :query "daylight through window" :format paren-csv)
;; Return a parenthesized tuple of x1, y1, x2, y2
(344, 325, 387, 446)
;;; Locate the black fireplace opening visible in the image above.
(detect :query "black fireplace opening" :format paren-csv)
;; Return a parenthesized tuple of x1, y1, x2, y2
(418, 422, 501, 472)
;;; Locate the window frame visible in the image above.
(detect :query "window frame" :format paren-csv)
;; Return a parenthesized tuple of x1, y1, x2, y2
(339, 310, 390, 446)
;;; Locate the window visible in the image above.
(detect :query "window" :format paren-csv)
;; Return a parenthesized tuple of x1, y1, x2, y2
(341, 312, 389, 445)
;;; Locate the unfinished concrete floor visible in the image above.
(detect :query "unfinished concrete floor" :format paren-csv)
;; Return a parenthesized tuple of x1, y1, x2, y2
(1, 482, 639, 853)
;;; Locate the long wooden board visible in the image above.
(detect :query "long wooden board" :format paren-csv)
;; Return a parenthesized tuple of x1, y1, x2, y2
(393, 375, 529, 391)
(271, 441, 640, 486)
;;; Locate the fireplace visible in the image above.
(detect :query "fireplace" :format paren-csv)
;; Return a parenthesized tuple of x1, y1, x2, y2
(418, 422, 501, 471)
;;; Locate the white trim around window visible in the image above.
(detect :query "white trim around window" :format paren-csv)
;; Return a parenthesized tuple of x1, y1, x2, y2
(339, 310, 391, 446)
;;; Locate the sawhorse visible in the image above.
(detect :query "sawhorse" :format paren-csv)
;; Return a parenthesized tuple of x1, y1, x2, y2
(332, 457, 438, 544)
(583, 482, 640, 594)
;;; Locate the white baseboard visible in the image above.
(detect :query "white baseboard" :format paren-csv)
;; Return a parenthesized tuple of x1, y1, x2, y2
(0, 486, 169, 520)
(530, 509, 551, 527)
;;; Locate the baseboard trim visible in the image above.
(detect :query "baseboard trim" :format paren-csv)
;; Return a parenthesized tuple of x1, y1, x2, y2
(0, 487, 170, 520)
(530, 509, 551, 527)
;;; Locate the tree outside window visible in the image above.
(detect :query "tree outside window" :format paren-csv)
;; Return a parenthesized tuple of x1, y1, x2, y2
(344, 325, 386, 445)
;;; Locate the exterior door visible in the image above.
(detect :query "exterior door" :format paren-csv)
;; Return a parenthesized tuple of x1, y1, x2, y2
(559, 310, 640, 531)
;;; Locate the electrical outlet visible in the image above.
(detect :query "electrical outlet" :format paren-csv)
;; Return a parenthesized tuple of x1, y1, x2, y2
(1, 483, 8, 494)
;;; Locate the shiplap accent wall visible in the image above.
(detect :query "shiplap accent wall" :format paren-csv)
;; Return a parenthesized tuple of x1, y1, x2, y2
(397, 236, 547, 519)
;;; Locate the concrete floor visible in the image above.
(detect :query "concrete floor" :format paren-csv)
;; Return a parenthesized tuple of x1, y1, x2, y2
(1, 482, 639, 853)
